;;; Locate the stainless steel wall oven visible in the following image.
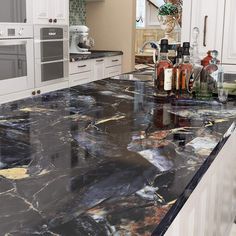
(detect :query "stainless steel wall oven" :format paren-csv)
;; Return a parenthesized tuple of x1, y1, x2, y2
(34, 25, 69, 87)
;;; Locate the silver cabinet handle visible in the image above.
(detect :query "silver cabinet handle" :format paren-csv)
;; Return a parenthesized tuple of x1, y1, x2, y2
(96, 59, 104, 62)
(203, 15, 208, 47)
(112, 59, 119, 62)
(77, 65, 87, 68)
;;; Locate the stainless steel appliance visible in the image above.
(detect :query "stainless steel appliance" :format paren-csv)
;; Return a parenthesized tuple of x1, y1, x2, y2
(0, 0, 32, 25)
(34, 25, 69, 87)
(0, 25, 34, 96)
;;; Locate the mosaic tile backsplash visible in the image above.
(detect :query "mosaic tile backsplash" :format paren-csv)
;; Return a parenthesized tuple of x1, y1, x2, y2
(70, 0, 86, 25)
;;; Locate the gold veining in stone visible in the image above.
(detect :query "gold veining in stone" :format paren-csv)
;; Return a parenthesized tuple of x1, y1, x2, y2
(0, 168, 29, 180)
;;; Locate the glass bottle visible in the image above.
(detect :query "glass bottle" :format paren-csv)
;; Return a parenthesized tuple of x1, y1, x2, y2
(173, 47, 183, 97)
(201, 51, 212, 67)
(201, 50, 222, 98)
(155, 39, 173, 95)
(179, 42, 193, 95)
(191, 27, 201, 65)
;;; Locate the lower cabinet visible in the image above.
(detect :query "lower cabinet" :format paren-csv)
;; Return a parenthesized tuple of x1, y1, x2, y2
(70, 71, 92, 87)
(69, 55, 123, 86)
(93, 58, 105, 81)
(105, 65, 122, 78)
(0, 55, 122, 104)
(0, 81, 69, 105)
(165, 129, 236, 236)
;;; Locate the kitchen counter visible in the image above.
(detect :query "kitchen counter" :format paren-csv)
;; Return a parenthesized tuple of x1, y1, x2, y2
(0, 75, 236, 235)
(70, 50, 123, 62)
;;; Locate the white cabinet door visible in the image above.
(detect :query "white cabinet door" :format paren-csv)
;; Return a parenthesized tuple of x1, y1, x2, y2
(33, 0, 69, 25)
(52, 0, 69, 25)
(222, 0, 236, 64)
(105, 66, 122, 78)
(93, 58, 105, 81)
(183, 0, 225, 58)
(33, 0, 51, 24)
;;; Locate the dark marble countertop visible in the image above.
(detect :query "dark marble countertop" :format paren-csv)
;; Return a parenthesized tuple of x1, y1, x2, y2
(70, 50, 123, 62)
(0, 76, 236, 236)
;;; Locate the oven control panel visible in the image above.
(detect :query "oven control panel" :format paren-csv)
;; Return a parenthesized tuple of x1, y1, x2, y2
(0, 25, 33, 39)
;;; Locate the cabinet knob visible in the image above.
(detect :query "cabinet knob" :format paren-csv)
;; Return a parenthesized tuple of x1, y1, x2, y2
(37, 90, 41, 95)
(49, 18, 53, 23)
(53, 19, 57, 23)
(32, 91, 36, 96)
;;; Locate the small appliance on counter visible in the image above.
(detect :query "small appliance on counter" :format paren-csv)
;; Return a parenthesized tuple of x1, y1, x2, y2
(69, 25, 94, 54)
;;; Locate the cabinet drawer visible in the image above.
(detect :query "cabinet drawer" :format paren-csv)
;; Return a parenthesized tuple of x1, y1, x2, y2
(70, 71, 92, 86)
(105, 65, 122, 78)
(69, 60, 92, 75)
(105, 56, 122, 68)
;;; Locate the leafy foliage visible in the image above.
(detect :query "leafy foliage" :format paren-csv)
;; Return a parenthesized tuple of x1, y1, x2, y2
(158, 3, 179, 16)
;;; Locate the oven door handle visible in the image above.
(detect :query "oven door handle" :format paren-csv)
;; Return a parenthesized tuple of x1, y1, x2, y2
(0, 40, 27, 46)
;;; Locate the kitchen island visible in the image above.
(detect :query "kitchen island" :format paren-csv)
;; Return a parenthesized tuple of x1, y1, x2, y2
(0, 75, 236, 235)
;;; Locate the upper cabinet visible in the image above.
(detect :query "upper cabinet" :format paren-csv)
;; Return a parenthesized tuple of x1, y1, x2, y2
(222, 0, 236, 65)
(33, 0, 69, 25)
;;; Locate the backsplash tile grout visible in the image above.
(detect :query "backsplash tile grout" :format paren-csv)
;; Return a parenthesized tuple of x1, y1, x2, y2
(69, 0, 86, 25)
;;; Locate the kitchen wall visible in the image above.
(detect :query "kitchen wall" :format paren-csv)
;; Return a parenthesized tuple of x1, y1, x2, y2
(69, 0, 86, 25)
(86, 0, 136, 73)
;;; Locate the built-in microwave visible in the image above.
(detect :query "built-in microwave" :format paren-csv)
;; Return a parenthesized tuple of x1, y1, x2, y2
(0, 0, 33, 24)
(0, 25, 34, 96)
(34, 25, 69, 87)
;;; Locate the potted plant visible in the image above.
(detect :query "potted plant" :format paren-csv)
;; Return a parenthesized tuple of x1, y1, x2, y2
(157, 2, 180, 42)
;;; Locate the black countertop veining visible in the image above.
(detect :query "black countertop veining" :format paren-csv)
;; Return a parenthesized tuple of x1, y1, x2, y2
(0, 75, 236, 235)
(70, 50, 123, 62)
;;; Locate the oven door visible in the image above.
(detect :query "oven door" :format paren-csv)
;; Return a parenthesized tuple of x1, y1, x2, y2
(0, 39, 34, 96)
(35, 39, 69, 87)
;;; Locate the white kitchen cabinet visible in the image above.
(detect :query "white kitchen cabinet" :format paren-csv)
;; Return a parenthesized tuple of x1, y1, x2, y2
(33, 0, 69, 25)
(70, 60, 92, 75)
(165, 128, 236, 236)
(70, 72, 92, 87)
(34, 81, 69, 96)
(69, 55, 123, 86)
(105, 66, 122, 78)
(104, 56, 122, 78)
(222, 0, 236, 65)
(182, 0, 225, 58)
(92, 58, 105, 81)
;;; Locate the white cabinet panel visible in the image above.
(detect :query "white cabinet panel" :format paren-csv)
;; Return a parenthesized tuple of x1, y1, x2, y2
(93, 58, 105, 81)
(105, 56, 122, 68)
(53, 0, 69, 25)
(105, 66, 122, 78)
(165, 129, 236, 236)
(70, 60, 92, 75)
(70, 72, 92, 87)
(33, 0, 68, 25)
(182, 0, 225, 59)
(36, 81, 69, 95)
(33, 0, 50, 24)
(222, 0, 236, 64)
(190, 0, 225, 58)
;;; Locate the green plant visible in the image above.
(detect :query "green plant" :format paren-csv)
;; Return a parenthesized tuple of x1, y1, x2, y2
(158, 3, 178, 16)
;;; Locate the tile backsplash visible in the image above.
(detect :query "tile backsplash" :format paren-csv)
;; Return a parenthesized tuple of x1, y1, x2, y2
(70, 0, 86, 25)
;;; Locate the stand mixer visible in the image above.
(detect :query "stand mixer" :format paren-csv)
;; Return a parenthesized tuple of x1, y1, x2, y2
(70, 25, 94, 54)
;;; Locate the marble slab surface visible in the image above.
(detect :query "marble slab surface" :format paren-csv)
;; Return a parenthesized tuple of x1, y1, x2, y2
(0, 77, 235, 235)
